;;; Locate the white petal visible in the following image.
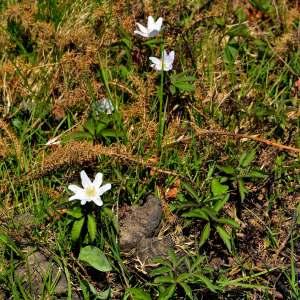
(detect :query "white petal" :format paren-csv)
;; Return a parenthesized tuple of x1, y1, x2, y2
(147, 16, 155, 30)
(151, 63, 162, 71)
(167, 51, 175, 64)
(69, 192, 86, 201)
(164, 63, 173, 71)
(148, 29, 159, 37)
(68, 184, 84, 194)
(149, 56, 161, 65)
(154, 17, 163, 31)
(93, 172, 103, 187)
(149, 57, 162, 70)
(98, 183, 112, 196)
(92, 197, 103, 206)
(80, 199, 87, 205)
(134, 30, 149, 38)
(80, 170, 92, 188)
(136, 23, 148, 34)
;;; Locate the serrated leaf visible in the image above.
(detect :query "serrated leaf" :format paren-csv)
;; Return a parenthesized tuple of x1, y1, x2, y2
(79, 246, 112, 272)
(87, 214, 97, 242)
(101, 129, 124, 138)
(181, 181, 201, 202)
(217, 165, 235, 175)
(217, 217, 239, 229)
(182, 209, 209, 221)
(126, 288, 151, 300)
(200, 207, 218, 221)
(227, 24, 249, 37)
(84, 118, 96, 135)
(170, 72, 196, 92)
(95, 122, 108, 135)
(171, 81, 195, 92)
(154, 276, 175, 284)
(195, 274, 218, 292)
(149, 266, 171, 277)
(64, 131, 93, 142)
(211, 179, 229, 197)
(247, 170, 266, 178)
(71, 217, 85, 242)
(216, 225, 232, 252)
(178, 282, 193, 299)
(213, 194, 230, 213)
(239, 149, 256, 167)
(199, 222, 211, 248)
(224, 43, 239, 65)
(238, 179, 248, 201)
(158, 284, 176, 300)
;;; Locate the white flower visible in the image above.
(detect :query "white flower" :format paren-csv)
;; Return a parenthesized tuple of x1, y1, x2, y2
(149, 50, 175, 71)
(134, 16, 163, 38)
(68, 171, 111, 206)
(98, 98, 114, 115)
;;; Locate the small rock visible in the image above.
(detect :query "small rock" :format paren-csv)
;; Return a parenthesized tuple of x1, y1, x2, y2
(136, 236, 174, 264)
(119, 195, 162, 251)
(119, 195, 175, 266)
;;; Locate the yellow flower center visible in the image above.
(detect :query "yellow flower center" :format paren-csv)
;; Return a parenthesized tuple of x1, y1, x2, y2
(85, 186, 97, 198)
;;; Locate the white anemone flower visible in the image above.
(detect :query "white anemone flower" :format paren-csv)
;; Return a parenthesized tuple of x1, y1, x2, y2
(134, 16, 163, 38)
(149, 50, 175, 71)
(68, 171, 111, 206)
(98, 98, 114, 115)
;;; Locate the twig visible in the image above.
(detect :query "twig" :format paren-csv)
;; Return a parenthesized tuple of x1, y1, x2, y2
(191, 123, 300, 153)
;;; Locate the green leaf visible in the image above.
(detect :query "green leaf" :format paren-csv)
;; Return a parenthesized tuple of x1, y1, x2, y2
(200, 207, 218, 221)
(239, 149, 256, 167)
(87, 214, 97, 242)
(88, 284, 110, 299)
(217, 165, 235, 175)
(126, 288, 151, 300)
(227, 24, 249, 38)
(296, 203, 300, 225)
(95, 122, 108, 135)
(247, 170, 266, 178)
(154, 276, 175, 284)
(213, 194, 230, 212)
(199, 222, 211, 248)
(84, 118, 96, 135)
(101, 129, 124, 138)
(238, 179, 248, 201)
(216, 226, 232, 253)
(181, 181, 201, 202)
(64, 131, 93, 142)
(178, 282, 193, 299)
(171, 81, 195, 92)
(195, 274, 218, 292)
(170, 72, 196, 92)
(224, 43, 239, 65)
(182, 209, 209, 221)
(211, 178, 229, 197)
(79, 246, 112, 272)
(67, 207, 83, 219)
(170, 85, 176, 95)
(158, 284, 176, 300)
(217, 218, 240, 229)
(0, 233, 20, 255)
(71, 217, 85, 242)
(149, 266, 171, 276)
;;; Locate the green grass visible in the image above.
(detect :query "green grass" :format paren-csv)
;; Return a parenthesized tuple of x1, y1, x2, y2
(0, 0, 299, 299)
